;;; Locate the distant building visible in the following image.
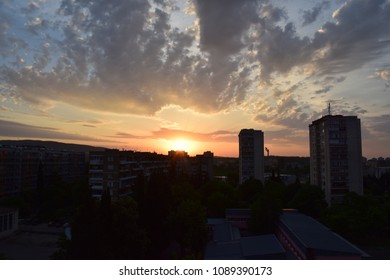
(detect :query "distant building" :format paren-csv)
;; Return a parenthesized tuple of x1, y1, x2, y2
(89, 149, 169, 200)
(0, 145, 85, 197)
(191, 151, 214, 184)
(168, 150, 214, 185)
(309, 115, 363, 205)
(239, 129, 264, 184)
(89, 149, 214, 199)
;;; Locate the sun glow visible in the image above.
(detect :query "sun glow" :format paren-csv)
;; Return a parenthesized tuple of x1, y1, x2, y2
(171, 139, 191, 152)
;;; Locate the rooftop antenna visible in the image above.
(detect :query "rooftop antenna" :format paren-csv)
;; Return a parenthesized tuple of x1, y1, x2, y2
(328, 102, 331, 116)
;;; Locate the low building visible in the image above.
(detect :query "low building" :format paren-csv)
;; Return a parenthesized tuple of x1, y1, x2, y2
(225, 208, 251, 231)
(204, 222, 286, 260)
(276, 210, 369, 259)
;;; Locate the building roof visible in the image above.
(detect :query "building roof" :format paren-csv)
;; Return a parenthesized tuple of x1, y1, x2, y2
(279, 210, 365, 256)
(225, 208, 251, 217)
(241, 235, 286, 258)
(309, 114, 359, 126)
(205, 218, 286, 260)
(204, 241, 243, 260)
(212, 222, 240, 243)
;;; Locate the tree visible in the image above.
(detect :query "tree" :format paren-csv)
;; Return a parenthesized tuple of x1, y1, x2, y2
(168, 200, 207, 257)
(288, 184, 327, 218)
(67, 183, 99, 259)
(110, 197, 149, 259)
(322, 193, 387, 244)
(249, 190, 281, 234)
(239, 178, 263, 205)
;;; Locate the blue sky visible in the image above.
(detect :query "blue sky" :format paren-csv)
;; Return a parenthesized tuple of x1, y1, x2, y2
(0, 0, 389, 157)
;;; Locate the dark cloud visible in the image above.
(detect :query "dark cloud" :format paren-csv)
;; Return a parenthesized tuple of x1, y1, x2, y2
(302, 1, 330, 26)
(311, 0, 390, 75)
(255, 21, 312, 80)
(0, 119, 111, 142)
(315, 85, 333, 94)
(194, 0, 260, 54)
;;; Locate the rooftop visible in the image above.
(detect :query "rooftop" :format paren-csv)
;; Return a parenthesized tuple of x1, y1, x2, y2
(279, 210, 368, 256)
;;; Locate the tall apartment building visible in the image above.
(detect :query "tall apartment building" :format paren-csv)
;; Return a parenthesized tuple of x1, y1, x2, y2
(239, 129, 264, 184)
(309, 115, 363, 205)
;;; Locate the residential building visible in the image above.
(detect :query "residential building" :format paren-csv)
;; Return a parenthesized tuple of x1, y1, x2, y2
(309, 115, 363, 205)
(89, 149, 169, 200)
(0, 145, 85, 197)
(168, 150, 214, 185)
(239, 129, 264, 184)
(191, 151, 214, 185)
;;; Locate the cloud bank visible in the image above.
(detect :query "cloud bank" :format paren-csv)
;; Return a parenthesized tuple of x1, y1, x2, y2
(0, 0, 389, 134)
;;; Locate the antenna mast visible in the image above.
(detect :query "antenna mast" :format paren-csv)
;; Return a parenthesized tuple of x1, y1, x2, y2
(328, 102, 331, 116)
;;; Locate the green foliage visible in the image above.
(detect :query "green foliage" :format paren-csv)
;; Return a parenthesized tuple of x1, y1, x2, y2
(168, 200, 207, 256)
(287, 184, 327, 218)
(67, 188, 149, 259)
(249, 181, 283, 234)
(171, 181, 199, 207)
(239, 178, 263, 205)
(201, 180, 238, 217)
(110, 197, 150, 259)
(322, 192, 388, 244)
(250, 195, 281, 234)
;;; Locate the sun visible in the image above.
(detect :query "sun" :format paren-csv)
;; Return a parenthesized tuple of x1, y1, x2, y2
(171, 139, 191, 152)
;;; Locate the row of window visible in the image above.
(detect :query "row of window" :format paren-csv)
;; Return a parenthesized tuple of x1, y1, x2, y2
(0, 213, 15, 233)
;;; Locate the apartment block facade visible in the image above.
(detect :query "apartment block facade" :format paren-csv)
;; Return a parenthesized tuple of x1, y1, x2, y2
(0, 145, 85, 197)
(239, 129, 264, 184)
(89, 149, 169, 200)
(309, 115, 363, 205)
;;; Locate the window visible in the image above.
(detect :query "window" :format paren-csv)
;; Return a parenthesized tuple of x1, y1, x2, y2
(107, 164, 114, 170)
(9, 213, 13, 230)
(3, 214, 8, 231)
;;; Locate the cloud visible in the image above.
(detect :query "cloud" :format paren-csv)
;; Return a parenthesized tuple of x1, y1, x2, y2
(194, 0, 260, 54)
(311, 0, 390, 75)
(0, 0, 390, 120)
(302, 1, 330, 26)
(0, 119, 111, 142)
(312, 75, 346, 94)
(375, 68, 390, 87)
(362, 114, 390, 155)
(376, 69, 390, 81)
(114, 128, 238, 143)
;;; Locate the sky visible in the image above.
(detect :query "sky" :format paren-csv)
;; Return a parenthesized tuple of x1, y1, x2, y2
(0, 0, 389, 158)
